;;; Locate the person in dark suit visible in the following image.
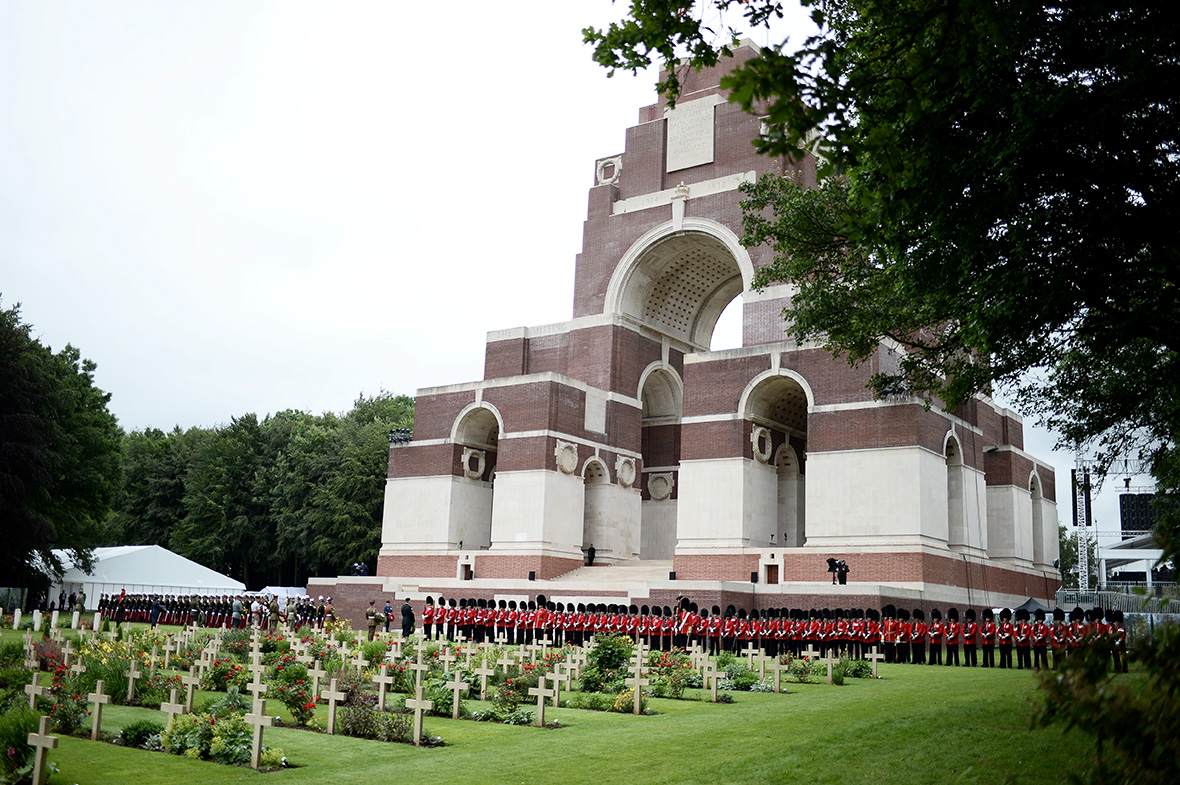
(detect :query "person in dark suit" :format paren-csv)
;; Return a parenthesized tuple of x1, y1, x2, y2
(401, 598, 415, 638)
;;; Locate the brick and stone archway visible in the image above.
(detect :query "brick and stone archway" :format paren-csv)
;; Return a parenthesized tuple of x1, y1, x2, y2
(639, 364, 682, 559)
(605, 219, 755, 351)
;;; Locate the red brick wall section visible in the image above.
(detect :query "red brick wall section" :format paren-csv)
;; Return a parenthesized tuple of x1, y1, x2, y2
(641, 423, 681, 467)
(377, 555, 458, 580)
(673, 553, 762, 581)
(679, 419, 747, 461)
(474, 554, 584, 581)
(413, 390, 477, 441)
(388, 442, 458, 480)
(808, 405, 927, 453)
(484, 337, 526, 379)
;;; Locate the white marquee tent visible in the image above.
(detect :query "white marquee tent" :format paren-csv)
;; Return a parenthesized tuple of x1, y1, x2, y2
(51, 545, 245, 601)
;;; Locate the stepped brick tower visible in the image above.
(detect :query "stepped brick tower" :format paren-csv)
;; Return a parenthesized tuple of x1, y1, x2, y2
(348, 43, 1060, 620)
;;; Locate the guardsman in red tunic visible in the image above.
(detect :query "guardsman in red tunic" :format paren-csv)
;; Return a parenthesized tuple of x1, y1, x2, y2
(864, 609, 881, 659)
(691, 608, 706, 651)
(447, 598, 460, 642)
(1015, 608, 1033, 669)
(881, 605, 898, 663)
(896, 609, 911, 664)
(422, 597, 436, 641)
(997, 608, 1014, 668)
(722, 607, 739, 652)
(910, 609, 928, 665)
(980, 608, 997, 668)
(962, 608, 979, 667)
(1050, 606, 1067, 668)
(944, 607, 962, 666)
(927, 608, 944, 665)
(1032, 608, 1051, 670)
(505, 601, 519, 645)
(1111, 609, 1128, 673)
(1067, 606, 1086, 658)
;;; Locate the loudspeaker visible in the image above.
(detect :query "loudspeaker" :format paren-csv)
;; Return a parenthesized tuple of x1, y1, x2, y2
(668, 571, 677, 581)
(751, 571, 759, 584)
(528, 570, 536, 581)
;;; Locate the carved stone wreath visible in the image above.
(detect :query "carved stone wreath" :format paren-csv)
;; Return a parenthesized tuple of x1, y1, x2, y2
(647, 472, 674, 501)
(461, 447, 486, 480)
(615, 456, 637, 488)
(596, 155, 622, 185)
(555, 440, 579, 474)
(751, 426, 773, 464)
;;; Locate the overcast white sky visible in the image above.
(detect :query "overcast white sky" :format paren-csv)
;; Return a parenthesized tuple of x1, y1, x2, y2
(1, 1, 1139, 540)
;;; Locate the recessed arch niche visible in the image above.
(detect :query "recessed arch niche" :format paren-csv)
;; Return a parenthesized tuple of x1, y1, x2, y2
(744, 373, 810, 546)
(606, 220, 754, 350)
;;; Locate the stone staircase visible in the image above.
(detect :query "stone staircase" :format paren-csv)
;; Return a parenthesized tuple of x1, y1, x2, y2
(548, 560, 674, 595)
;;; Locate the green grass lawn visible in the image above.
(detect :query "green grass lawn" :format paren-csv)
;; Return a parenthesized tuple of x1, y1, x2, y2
(5, 626, 1097, 784)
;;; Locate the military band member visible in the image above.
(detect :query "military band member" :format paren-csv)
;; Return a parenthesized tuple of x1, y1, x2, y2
(962, 608, 979, 667)
(910, 609, 928, 665)
(1014, 608, 1033, 669)
(944, 608, 961, 666)
(927, 609, 944, 665)
(997, 608, 1015, 668)
(980, 608, 997, 668)
(1032, 608, 1051, 670)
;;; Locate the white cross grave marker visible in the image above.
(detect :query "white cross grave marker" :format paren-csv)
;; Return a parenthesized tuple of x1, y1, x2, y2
(27, 715, 57, 785)
(244, 697, 275, 770)
(444, 672, 468, 719)
(88, 679, 111, 741)
(320, 678, 347, 735)
(405, 684, 434, 747)
(528, 676, 555, 727)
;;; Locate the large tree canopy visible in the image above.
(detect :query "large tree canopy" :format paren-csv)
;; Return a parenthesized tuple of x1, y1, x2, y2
(586, 0, 1179, 534)
(0, 300, 123, 584)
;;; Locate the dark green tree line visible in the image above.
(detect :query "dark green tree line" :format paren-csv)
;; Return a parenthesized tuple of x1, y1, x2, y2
(108, 393, 413, 589)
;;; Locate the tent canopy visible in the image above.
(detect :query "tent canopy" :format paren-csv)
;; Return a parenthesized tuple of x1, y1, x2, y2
(1014, 597, 1051, 613)
(52, 545, 245, 599)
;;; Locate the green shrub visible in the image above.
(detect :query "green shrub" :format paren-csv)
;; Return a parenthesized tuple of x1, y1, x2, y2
(75, 656, 130, 704)
(787, 655, 813, 683)
(162, 710, 283, 767)
(362, 639, 388, 666)
(0, 705, 38, 782)
(610, 688, 647, 713)
(0, 641, 24, 667)
(721, 661, 759, 691)
(491, 676, 531, 714)
(422, 677, 470, 718)
(847, 659, 873, 679)
(562, 691, 613, 711)
(119, 718, 165, 749)
(336, 704, 413, 742)
(197, 686, 250, 718)
(202, 657, 249, 692)
(501, 708, 535, 726)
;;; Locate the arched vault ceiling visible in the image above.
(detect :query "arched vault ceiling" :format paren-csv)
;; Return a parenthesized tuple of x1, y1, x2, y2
(623, 233, 743, 346)
(746, 376, 808, 434)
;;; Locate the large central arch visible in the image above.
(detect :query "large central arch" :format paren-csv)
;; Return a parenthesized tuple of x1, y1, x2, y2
(604, 218, 755, 349)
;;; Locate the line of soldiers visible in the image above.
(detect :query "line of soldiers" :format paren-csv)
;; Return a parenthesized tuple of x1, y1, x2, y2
(416, 596, 1128, 672)
(95, 592, 339, 631)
